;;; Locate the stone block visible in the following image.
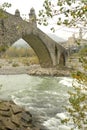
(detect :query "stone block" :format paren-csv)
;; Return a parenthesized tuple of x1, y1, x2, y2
(0, 110, 11, 117)
(4, 118, 15, 130)
(11, 104, 22, 114)
(11, 114, 20, 126)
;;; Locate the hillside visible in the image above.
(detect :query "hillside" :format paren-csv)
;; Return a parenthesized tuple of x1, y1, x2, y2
(12, 38, 30, 48)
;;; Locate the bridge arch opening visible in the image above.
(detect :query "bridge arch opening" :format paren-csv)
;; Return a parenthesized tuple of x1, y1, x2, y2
(3, 38, 39, 65)
(59, 53, 65, 66)
(13, 38, 37, 56)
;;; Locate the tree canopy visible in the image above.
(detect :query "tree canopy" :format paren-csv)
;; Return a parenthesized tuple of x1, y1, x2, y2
(38, 0, 87, 31)
(0, 2, 11, 18)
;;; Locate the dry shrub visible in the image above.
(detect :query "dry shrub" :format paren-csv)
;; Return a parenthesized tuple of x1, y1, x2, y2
(12, 62, 19, 67)
(29, 56, 39, 65)
(5, 47, 37, 57)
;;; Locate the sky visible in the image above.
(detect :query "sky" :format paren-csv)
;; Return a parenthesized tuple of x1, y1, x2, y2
(0, 0, 82, 40)
(0, 0, 44, 16)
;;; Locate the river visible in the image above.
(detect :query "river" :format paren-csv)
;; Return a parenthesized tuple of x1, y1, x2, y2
(0, 74, 73, 130)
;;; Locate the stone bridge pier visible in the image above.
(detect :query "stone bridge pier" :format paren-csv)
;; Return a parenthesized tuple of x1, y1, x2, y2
(0, 8, 67, 68)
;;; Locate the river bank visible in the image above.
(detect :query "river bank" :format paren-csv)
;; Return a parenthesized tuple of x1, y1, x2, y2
(0, 64, 71, 77)
(0, 56, 82, 76)
(0, 57, 72, 76)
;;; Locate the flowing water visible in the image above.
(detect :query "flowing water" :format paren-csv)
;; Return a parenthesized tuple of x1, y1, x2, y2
(0, 74, 73, 130)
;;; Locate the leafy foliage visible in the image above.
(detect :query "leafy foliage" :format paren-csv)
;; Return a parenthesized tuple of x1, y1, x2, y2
(1, 2, 11, 9)
(60, 52, 87, 129)
(79, 46, 87, 56)
(0, 45, 8, 52)
(64, 50, 87, 129)
(0, 2, 11, 18)
(38, 0, 87, 129)
(38, 0, 87, 28)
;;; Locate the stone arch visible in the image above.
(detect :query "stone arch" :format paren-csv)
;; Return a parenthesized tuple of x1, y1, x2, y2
(59, 52, 66, 66)
(22, 34, 53, 67)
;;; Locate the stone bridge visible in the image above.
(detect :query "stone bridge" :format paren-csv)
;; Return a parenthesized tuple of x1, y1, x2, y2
(0, 8, 67, 68)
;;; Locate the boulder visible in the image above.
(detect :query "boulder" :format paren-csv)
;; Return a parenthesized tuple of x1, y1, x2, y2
(0, 100, 41, 130)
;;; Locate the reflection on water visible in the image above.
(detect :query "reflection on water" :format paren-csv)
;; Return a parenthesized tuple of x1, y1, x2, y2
(0, 74, 73, 130)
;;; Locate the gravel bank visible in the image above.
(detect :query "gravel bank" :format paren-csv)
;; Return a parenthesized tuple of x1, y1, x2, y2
(0, 65, 71, 77)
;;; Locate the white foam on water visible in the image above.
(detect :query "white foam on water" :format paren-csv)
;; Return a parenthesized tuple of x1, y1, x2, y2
(43, 117, 61, 130)
(59, 77, 73, 87)
(56, 112, 69, 120)
(43, 112, 74, 130)
(58, 125, 71, 130)
(11, 95, 29, 107)
(45, 91, 59, 96)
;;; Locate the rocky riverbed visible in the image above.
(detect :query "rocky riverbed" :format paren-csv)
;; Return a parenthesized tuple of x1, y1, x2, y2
(0, 64, 71, 77)
(0, 100, 42, 130)
(0, 56, 82, 76)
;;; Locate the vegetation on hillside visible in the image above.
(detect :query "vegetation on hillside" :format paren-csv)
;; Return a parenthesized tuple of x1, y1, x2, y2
(5, 46, 37, 57)
(2, 46, 39, 66)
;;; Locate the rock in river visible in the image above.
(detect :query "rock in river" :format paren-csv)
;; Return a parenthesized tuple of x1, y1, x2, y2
(0, 100, 41, 130)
